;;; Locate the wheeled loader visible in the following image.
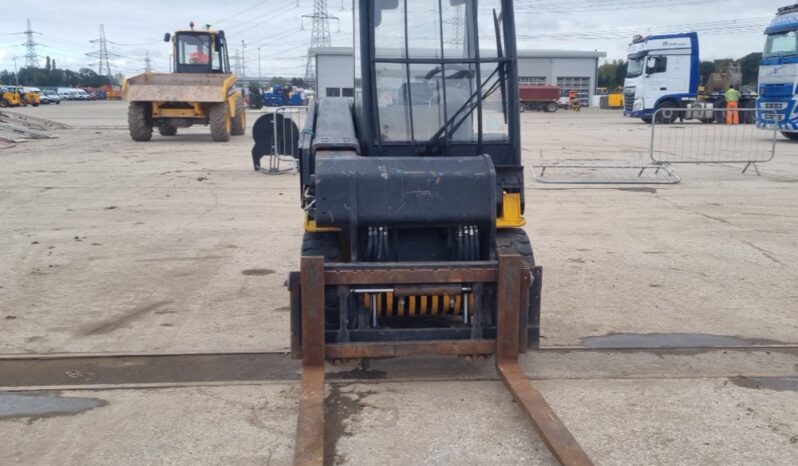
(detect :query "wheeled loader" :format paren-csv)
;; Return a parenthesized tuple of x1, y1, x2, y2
(122, 23, 245, 142)
(0, 86, 22, 108)
(285, 1, 592, 465)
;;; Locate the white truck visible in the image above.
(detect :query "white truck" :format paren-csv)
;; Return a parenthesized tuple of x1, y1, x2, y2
(623, 32, 756, 123)
(757, 4, 798, 139)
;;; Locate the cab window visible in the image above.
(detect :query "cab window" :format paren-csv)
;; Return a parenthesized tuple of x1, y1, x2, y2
(178, 34, 212, 66)
(646, 56, 667, 74)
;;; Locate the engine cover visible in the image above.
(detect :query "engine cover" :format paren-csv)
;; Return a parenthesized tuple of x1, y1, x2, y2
(314, 153, 496, 228)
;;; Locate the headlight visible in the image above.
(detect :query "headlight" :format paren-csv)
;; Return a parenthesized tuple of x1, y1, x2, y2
(633, 99, 644, 111)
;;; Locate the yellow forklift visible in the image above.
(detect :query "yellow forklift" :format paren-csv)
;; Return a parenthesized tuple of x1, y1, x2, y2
(284, 1, 593, 465)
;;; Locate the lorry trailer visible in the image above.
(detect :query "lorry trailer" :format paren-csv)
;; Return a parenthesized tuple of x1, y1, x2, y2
(519, 84, 559, 112)
(623, 32, 756, 123)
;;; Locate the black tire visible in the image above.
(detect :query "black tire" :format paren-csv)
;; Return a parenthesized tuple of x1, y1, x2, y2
(713, 100, 726, 124)
(301, 232, 342, 327)
(209, 103, 231, 142)
(128, 102, 152, 142)
(781, 131, 798, 141)
(32, 103, 39, 107)
(496, 228, 538, 348)
(0, 100, 7, 108)
(56, 101, 60, 105)
(741, 100, 756, 124)
(231, 100, 246, 136)
(496, 228, 535, 268)
(655, 101, 678, 124)
(158, 124, 177, 136)
(519, 103, 526, 113)
(546, 102, 558, 113)
(641, 117, 652, 124)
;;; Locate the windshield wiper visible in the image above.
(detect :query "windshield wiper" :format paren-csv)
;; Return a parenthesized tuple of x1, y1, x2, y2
(420, 64, 505, 156)
(420, 9, 509, 156)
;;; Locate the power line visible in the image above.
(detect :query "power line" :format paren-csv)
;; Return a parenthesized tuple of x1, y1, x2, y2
(516, 17, 771, 40)
(514, 0, 713, 13)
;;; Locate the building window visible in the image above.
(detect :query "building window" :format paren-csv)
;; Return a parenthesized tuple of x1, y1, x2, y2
(557, 76, 590, 106)
(326, 87, 341, 97)
(519, 76, 546, 85)
(342, 87, 354, 97)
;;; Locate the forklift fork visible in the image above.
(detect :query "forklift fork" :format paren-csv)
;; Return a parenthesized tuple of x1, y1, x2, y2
(293, 255, 592, 466)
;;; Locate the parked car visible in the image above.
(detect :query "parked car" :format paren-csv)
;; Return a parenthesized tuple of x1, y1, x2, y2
(57, 88, 83, 101)
(40, 89, 61, 105)
(76, 89, 97, 100)
(78, 89, 96, 101)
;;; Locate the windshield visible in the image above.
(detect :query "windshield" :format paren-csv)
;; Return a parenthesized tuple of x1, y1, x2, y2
(372, 0, 509, 149)
(177, 33, 212, 65)
(627, 56, 645, 78)
(764, 30, 798, 57)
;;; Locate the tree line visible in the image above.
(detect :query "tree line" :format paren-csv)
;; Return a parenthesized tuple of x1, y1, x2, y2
(0, 56, 124, 88)
(598, 52, 762, 90)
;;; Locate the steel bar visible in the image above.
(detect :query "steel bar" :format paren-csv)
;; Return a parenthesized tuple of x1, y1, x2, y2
(495, 254, 593, 466)
(294, 256, 326, 466)
(325, 340, 495, 359)
(325, 263, 497, 285)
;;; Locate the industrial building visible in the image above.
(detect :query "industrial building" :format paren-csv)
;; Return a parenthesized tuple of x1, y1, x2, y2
(310, 47, 606, 106)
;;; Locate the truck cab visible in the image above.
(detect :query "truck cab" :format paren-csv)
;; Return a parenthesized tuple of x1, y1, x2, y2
(623, 32, 699, 123)
(757, 4, 798, 139)
(166, 23, 231, 74)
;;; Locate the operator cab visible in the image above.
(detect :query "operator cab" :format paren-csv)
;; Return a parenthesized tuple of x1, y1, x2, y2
(164, 22, 231, 74)
(355, 0, 521, 166)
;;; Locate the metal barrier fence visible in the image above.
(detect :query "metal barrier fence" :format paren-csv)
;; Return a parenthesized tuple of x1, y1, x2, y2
(532, 161, 681, 184)
(251, 106, 309, 174)
(530, 146, 681, 185)
(649, 107, 777, 173)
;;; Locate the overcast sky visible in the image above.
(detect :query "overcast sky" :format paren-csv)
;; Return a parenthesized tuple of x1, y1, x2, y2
(0, 0, 787, 79)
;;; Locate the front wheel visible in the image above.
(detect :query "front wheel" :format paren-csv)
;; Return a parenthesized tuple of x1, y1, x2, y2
(301, 232, 342, 327)
(209, 103, 231, 142)
(128, 102, 153, 142)
(546, 102, 558, 113)
(655, 101, 679, 124)
(231, 100, 246, 136)
(496, 228, 539, 349)
(158, 124, 177, 136)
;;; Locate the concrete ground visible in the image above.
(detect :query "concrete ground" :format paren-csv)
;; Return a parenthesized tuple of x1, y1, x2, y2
(1, 101, 797, 465)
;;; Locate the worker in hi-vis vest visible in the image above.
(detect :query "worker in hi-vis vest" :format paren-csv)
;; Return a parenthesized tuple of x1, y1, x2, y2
(725, 85, 742, 125)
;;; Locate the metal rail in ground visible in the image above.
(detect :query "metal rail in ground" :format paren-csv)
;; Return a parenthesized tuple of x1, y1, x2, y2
(3, 345, 797, 390)
(294, 255, 592, 466)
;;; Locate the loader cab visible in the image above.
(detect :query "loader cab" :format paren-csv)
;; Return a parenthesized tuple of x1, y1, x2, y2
(166, 26, 231, 74)
(354, 0, 521, 167)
